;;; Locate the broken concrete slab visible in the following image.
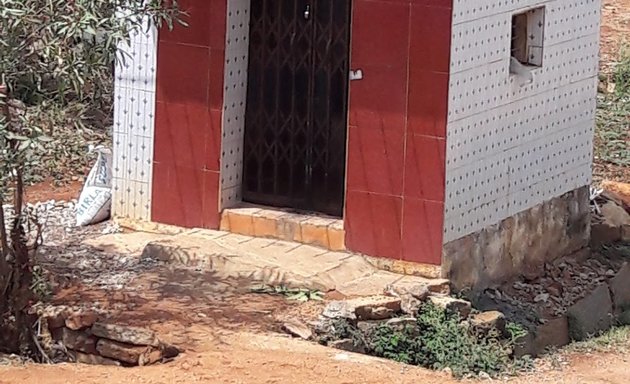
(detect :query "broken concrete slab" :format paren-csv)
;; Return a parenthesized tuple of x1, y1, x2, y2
(567, 284, 613, 341)
(91, 323, 159, 347)
(135, 228, 440, 296)
(610, 263, 630, 313)
(428, 296, 472, 319)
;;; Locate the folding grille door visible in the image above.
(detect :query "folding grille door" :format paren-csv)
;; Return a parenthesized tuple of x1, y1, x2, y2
(243, 0, 351, 216)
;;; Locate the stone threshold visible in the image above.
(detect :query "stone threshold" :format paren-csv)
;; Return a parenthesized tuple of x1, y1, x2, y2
(219, 204, 345, 251)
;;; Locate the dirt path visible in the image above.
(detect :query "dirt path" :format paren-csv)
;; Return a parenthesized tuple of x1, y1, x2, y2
(1, 2, 628, 383)
(1, 331, 629, 384)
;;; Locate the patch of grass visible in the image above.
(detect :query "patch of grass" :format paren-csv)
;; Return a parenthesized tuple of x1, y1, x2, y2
(564, 326, 630, 354)
(363, 303, 531, 379)
(612, 45, 630, 97)
(250, 284, 324, 302)
(594, 44, 630, 177)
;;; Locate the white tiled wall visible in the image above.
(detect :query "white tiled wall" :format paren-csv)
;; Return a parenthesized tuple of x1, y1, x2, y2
(112, 21, 158, 221)
(220, 0, 251, 210)
(444, 0, 600, 243)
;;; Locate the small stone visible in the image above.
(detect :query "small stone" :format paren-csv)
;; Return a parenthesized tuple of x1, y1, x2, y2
(65, 311, 99, 331)
(282, 319, 313, 340)
(323, 296, 401, 321)
(605, 269, 616, 278)
(386, 317, 417, 332)
(328, 338, 365, 354)
(400, 294, 422, 315)
(469, 311, 506, 335)
(534, 293, 550, 303)
(547, 282, 563, 297)
(428, 296, 472, 319)
(322, 301, 356, 320)
(138, 348, 163, 366)
(427, 279, 451, 295)
(384, 281, 430, 300)
(91, 323, 159, 347)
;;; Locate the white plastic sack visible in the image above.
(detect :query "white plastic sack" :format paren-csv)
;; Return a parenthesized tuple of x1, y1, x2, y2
(76, 146, 113, 226)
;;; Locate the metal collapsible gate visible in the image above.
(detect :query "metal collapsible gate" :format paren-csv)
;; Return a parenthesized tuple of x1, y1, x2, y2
(243, 0, 351, 217)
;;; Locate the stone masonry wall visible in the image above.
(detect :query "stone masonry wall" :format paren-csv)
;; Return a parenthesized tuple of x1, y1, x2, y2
(442, 186, 590, 292)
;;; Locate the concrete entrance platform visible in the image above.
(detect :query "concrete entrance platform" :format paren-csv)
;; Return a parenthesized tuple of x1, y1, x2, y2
(86, 228, 445, 297)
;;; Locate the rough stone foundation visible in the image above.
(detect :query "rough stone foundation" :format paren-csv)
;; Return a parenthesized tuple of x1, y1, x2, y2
(442, 186, 591, 292)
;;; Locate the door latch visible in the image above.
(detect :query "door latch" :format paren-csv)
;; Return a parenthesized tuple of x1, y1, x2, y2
(304, 5, 311, 20)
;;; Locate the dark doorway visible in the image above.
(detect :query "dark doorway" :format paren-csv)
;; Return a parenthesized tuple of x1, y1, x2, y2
(243, 0, 351, 217)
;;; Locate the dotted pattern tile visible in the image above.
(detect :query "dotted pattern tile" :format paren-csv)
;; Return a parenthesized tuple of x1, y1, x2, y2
(111, 19, 158, 221)
(220, 0, 251, 210)
(444, 0, 600, 243)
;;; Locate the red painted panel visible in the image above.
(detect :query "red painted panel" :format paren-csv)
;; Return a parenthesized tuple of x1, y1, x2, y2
(345, 191, 403, 260)
(407, 70, 449, 138)
(152, 1, 226, 230)
(403, 134, 446, 202)
(154, 102, 208, 169)
(345, 0, 452, 265)
(402, 197, 444, 265)
(160, 0, 213, 47)
(346, 125, 404, 196)
(151, 163, 204, 228)
(156, 42, 210, 105)
(209, 0, 228, 49)
(409, 5, 453, 73)
(348, 64, 408, 132)
(351, 0, 410, 67)
(205, 108, 223, 172)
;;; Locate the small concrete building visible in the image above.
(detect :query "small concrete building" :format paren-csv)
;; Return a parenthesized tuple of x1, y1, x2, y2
(113, 0, 601, 290)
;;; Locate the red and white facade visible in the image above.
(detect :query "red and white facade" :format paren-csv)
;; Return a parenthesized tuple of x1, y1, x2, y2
(113, 0, 600, 269)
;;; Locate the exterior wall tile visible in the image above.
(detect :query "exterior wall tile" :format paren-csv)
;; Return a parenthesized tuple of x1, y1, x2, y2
(444, 0, 600, 243)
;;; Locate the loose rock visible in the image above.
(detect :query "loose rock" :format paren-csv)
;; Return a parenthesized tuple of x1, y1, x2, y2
(328, 339, 365, 354)
(469, 311, 506, 335)
(567, 284, 613, 341)
(283, 319, 313, 340)
(428, 296, 472, 319)
(323, 296, 401, 321)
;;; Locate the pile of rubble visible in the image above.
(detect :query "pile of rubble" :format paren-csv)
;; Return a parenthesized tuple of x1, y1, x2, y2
(35, 306, 179, 366)
(284, 279, 508, 352)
